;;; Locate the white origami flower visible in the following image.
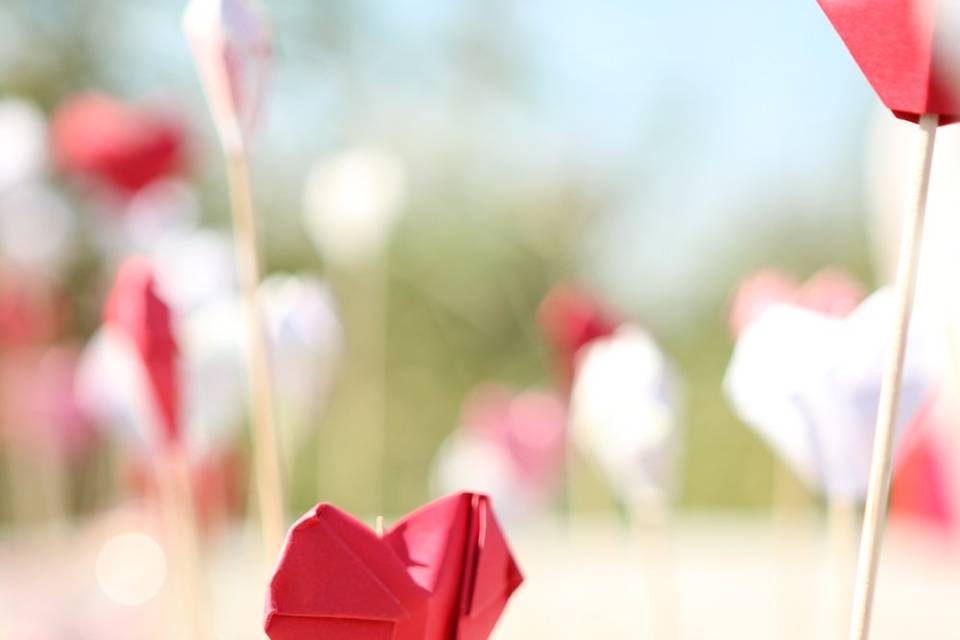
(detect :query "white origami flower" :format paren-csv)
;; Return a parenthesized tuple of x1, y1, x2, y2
(303, 148, 408, 266)
(0, 183, 76, 277)
(183, 0, 272, 149)
(724, 288, 940, 500)
(430, 430, 532, 526)
(179, 273, 342, 450)
(75, 328, 163, 454)
(0, 98, 47, 193)
(259, 273, 342, 444)
(570, 325, 682, 506)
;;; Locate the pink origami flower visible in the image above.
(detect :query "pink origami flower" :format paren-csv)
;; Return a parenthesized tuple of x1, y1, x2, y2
(266, 492, 523, 640)
(729, 268, 866, 336)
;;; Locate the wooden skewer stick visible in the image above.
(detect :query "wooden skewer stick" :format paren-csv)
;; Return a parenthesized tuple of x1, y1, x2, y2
(847, 112, 938, 640)
(224, 142, 286, 563)
(828, 498, 857, 640)
(156, 446, 210, 640)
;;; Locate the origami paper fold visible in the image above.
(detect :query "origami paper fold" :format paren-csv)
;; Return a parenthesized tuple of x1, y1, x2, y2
(724, 289, 939, 499)
(183, 0, 272, 147)
(104, 257, 180, 444)
(817, 0, 960, 123)
(266, 492, 523, 640)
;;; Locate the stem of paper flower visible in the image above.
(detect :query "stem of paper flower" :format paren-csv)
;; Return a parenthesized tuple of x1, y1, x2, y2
(156, 446, 210, 640)
(828, 498, 856, 640)
(847, 113, 938, 640)
(771, 463, 814, 640)
(224, 144, 286, 564)
(630, 499, 680, 640)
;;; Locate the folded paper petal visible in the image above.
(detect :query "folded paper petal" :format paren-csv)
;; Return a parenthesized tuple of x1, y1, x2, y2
(724, 289, 938, 499)
(817, 0, 960, 123)
(266, 492, 522, 640)
(104, 257, 180, 444)
(266, 505, 430, 640)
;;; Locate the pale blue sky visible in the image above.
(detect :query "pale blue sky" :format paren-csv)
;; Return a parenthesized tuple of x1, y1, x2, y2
(92, 0, 879, 319)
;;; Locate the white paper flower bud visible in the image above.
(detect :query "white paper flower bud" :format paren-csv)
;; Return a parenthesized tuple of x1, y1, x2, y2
(183, 0, 272, 150)
(259, 273, 342, 444)
(570, 325, 681, 506)
(303, 148, 407, 266)
(0, 99, 47, 193)
(75, 328, 161, 453)
(724, 289, 940, 500)
(0, 183, 75, 277)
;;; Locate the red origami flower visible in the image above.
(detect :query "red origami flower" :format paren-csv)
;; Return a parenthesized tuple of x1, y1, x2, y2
(104, 256, 180, 445)
(266, 492, 523, 640)
(537, 283, 619, 393)
(51, 92, 185, 194)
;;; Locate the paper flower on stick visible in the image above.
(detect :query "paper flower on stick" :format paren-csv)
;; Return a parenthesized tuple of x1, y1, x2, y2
(570, 325, 682, 506)
(183, 0, 272, 149)
(725, 289, 939, 499)
(266, 492, 523, 640)
(0, 98, 47, 192)
(51, 93, 185, 193)
(303, 148, 408, 266)
(431, 385, 566, 524)
(537, 283, 619, 393)
(78, 257, 180, 449)
(817, 0, 960, 123)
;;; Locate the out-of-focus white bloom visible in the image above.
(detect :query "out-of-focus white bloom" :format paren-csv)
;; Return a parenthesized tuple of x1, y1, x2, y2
(725, 289, 940, 500)
(0, 99, 47, 192)
(430, 430, 535, 527)
(570, 325, 681, 506)
(866, 110, 960, 377)
(178, 295, 247, 451)
(152, 227, 236, 315)
(180, 275, 342, 452)
(79, 268, 342, 456)
(303, 148, 407, 266)
(0, 183, 75, 277)
(75, 328, 160, 453)
(123, 179, 201, 250)
(183, 0, 272, 149)
(430, 386, 567, 527)
(259, 274, 342, 444)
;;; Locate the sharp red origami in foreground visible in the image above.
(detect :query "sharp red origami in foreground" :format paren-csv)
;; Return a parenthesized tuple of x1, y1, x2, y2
(265, 492, 523, 640)
(817, 0, 960, 123)
(104, 256, 180, 445)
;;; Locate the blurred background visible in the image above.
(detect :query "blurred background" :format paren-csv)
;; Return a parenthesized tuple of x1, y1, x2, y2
(0, 0, 877, 517)
(3, 1, 959, 638)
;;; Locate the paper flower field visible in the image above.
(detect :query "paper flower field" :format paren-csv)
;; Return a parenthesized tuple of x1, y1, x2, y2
(2, 1, 960, 638)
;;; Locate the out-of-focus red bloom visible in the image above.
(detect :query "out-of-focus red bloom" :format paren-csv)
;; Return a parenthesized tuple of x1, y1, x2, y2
(0, 346, 94, 460)
(104, 257, 180, 445)
(122, 448, 246, 536)
(0, 268, 67, 347)
(462, 385, 566, 491)
(51, 93, 185, 194)
(537, 283, 618, 392)
(728, 267, 866, 336)
(890, 398, 955, 532)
